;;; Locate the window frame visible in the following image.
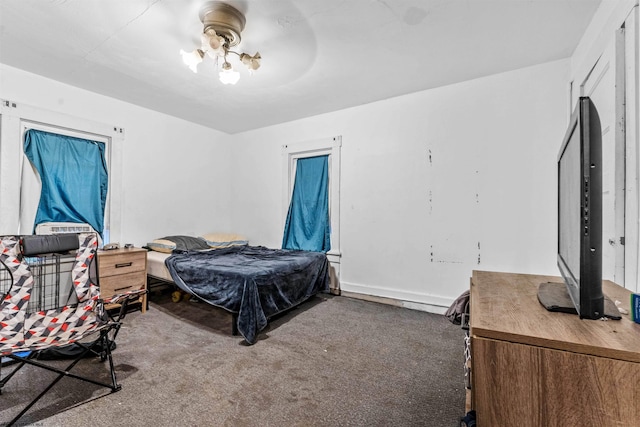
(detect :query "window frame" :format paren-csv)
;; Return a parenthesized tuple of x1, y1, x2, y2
(282, 136, 341, 260)
(0, 100, 124, 243)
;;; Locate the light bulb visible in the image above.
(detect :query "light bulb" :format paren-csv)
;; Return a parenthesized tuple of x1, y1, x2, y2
(240, 52, 261, 71)
(180, 49, 204, 73)
(201, 29, 225, 57)
(219, 62, 240, 85)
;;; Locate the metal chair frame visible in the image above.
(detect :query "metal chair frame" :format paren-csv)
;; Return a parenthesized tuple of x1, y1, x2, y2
(0, 233, 143, 426)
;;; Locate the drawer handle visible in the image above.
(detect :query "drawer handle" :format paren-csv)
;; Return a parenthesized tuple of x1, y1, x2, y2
(114, 285, 133, 292)
(115, 262, 133, 268)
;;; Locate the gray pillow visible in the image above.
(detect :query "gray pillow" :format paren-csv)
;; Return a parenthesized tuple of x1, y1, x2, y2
(160, 235, 210, 251)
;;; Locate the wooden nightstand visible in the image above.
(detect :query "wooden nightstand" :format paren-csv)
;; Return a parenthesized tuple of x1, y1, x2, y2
(97, 247, 147, 313)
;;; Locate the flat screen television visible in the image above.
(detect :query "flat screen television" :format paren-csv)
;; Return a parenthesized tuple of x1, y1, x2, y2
(555, 96, 605, 319)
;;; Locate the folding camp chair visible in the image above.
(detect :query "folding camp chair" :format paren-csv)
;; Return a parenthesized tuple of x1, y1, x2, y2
(0, 233, 144, 426)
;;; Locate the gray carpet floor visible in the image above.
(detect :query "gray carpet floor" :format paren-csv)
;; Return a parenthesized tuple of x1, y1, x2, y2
(1, 291, 466, 426)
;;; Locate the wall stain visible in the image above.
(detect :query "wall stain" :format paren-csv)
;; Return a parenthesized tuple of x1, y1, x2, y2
(430, 245, 465, 264)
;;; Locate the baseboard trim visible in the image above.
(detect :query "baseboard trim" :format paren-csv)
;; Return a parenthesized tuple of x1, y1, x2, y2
(339, 281, 453, 315)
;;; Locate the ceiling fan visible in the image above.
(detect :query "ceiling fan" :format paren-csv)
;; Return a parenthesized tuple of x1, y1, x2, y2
(180, 1, 261, 85)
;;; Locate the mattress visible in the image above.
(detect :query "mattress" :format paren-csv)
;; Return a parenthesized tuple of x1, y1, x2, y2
(146, 250, 173, 282)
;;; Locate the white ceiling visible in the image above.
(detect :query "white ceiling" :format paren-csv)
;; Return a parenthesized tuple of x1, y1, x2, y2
(0, 0, 601, 134)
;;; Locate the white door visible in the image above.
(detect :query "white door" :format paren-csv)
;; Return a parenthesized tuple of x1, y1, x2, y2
(580, 34, 625, 283)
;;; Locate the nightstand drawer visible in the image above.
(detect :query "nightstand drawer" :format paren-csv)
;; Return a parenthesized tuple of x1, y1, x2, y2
(97, 247, 148, 313)
(100, 271, 146, 296)
(98, 251, 146, 277)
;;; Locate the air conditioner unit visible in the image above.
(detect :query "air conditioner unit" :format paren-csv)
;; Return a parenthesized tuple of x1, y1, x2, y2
(35, 222, 95, 235)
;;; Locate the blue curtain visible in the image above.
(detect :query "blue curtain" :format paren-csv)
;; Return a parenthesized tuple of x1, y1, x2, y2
(282, 155, 331, 252)
(24, 129, 108, 237)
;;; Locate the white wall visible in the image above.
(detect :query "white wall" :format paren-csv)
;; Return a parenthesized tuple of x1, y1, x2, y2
(0, 64, 232, 246)
(231, 59, 570, 309)
(0, 58, 575, 310)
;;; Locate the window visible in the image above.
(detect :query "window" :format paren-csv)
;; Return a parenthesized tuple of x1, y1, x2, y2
(282, 136, 341, 291)
(282, 155, 330, 252)
(0, 101, 123, 243)
(23, 129, 109, 238)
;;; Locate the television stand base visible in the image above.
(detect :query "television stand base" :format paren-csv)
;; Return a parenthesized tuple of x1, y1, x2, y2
(537, 282, 621, 320)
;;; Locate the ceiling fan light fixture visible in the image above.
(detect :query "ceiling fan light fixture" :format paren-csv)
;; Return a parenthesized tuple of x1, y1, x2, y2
(201, 29, 225, 57)
(199, 2, 245, 47)
(240, 52, 261, 72)
(180, 49, 204, 73)
(181, 1, 261, 84)
(219, 61, 240, 85)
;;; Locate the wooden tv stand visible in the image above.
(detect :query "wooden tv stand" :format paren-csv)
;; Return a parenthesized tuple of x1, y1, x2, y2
(470, 270, 640, 426)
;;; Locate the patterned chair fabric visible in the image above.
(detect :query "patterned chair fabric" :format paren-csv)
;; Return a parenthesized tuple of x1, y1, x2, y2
(0, 233, 105, 355)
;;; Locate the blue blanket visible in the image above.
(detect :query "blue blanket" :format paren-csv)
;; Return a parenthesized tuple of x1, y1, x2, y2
(164, 246, 329, 344)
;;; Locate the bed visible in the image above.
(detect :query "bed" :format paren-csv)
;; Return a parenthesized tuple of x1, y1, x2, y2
(145, 235, 330, 344)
